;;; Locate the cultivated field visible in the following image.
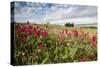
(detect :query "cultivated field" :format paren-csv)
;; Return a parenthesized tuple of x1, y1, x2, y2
(14, 23, 97, 65)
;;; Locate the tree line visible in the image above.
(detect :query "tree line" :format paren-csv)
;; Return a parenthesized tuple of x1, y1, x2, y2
(65, 23, 74, 27)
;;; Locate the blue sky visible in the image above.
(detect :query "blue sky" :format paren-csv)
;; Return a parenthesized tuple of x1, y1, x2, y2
(12, 1, 97, 25)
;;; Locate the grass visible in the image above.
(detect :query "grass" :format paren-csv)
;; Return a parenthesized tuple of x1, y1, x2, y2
(13, 23, 97, 65)
(32, 23, 97, 35)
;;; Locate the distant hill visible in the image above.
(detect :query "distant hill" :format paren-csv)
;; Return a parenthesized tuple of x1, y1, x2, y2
(75, 23, 97, 27)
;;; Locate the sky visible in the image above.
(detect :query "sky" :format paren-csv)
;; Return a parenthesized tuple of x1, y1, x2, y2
(12, 1, 97, 25)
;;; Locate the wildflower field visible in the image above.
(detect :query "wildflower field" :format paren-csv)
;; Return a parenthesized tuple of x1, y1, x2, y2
(14, 23, 97, 65)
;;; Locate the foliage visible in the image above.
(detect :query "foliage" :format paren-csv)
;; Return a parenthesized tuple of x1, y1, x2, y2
(14, 23, 97, 65)
(65, 23, 74, 27)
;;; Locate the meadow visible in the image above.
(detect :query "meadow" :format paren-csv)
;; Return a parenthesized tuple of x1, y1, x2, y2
(14, 23, 97, 65)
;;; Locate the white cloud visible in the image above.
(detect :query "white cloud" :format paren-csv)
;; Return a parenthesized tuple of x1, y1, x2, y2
(13, 2, 97, 25)
(49, 16, 97, 26)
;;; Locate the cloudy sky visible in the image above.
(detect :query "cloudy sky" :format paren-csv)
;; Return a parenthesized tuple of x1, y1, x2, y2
(12, 1, 97, 25)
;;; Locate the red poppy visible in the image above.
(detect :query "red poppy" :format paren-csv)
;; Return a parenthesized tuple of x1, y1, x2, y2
(41, 31, 48, 38)
(38, 43, 44, 49)
(68, 31, 72, 38)
(92, 54, 96, 59)
(81, 33, 89, 42)
(72, 29, 78, 37)
(79, 58, 84, 62)
(92, 35, 97, 43)
(16, 24, 34, 35)
(91, 35, 97, 48)
(34, 30, 40, 38)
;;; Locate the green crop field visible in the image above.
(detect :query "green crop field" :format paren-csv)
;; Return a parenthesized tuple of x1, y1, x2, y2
(14, 23, 97, 65)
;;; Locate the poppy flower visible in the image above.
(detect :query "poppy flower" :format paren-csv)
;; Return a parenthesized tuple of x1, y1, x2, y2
(92, 54, 96, 59)
(41, 31, 48, 38)
(92, 35, 97, 43)
(72, 29, 78, 37)
(38, 43, 44, 49)
(79, 58, 84, 62)
(68, 31, 72, 38)
(34, 30, 40, 38)
(91, 35, 97, 48)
